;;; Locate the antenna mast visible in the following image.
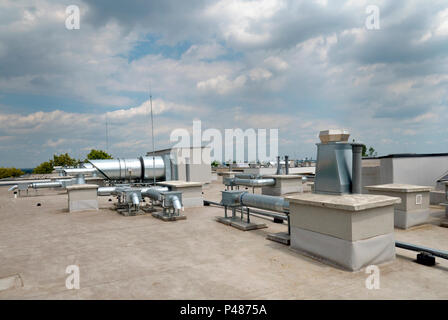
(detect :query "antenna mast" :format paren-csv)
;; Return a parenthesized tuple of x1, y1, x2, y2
(106, 114, 109, 153)
(149, 86, 156, 186)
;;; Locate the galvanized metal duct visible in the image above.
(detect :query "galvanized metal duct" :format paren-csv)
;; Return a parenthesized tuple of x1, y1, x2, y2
(141, 186, 169, 201)
(351, 143, 363, 194)
(31, 181, 63, 189)
(167, 194, 182, 210)
(234, 173, 258, 179)
(131, 192, 140, 206)
(240, 192, 289, 213)
(97, 186, 117, 196)
(63, 168, 97, 175)
(233, 178, 276, 187)
(87, 156, 165, 180)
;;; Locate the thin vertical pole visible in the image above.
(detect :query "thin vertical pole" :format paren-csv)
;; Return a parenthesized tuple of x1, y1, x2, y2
(149, 88, 156, 186)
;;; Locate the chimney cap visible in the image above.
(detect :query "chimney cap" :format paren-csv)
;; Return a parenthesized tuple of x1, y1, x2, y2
(319, 129, 350, 143)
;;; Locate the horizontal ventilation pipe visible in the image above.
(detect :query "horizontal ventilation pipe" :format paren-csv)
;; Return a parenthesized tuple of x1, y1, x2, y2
(31, 181, 63, 189)
(97, 186, 117, 196)
(141, 186, 169, 201)
(234, 173, 258, 179)
(233, 178, 276, 187)
(87, 156, 165, 181)
(240, 192, 289, 213)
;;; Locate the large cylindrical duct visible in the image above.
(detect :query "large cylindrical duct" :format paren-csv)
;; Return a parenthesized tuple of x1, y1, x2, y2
(88, 156, 165, 181)
(240, 193, 289, 213)
(351, 143, 363, 194)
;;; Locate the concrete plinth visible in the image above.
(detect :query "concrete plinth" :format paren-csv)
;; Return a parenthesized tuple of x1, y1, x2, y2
(157, 180, 203, 208)
(286, 193, 400, 271)
(216, 216, 267, 231)
(85, 177, 105, 187)
(151, 212, 187, 221)
(266, 232, 290, 245)
(365, 184, 432, 229)
(217, 171, 238, 183)
(66, 184, 98, 212)
(261, 175, 303, 196)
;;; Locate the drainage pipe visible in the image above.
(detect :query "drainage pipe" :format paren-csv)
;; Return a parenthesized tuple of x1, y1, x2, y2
(395, 241, 448, 260)
(351, 143, 364, 194)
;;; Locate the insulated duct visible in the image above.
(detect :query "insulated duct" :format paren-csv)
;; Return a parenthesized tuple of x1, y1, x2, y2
(240, 192, 289, 213)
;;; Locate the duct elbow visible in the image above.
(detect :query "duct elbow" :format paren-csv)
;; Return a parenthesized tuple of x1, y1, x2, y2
(171, 196, 182, 210)
(131, 192, 140, 206)
(8, 185, 18, 192)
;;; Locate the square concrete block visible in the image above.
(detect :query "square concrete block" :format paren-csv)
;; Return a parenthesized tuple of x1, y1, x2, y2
(157, 180, 203, 208)
(286, 193, 399, 271)
(66, 184, 98, 212)
(365, 184, 432, 229)
(261, 175, 303, 196)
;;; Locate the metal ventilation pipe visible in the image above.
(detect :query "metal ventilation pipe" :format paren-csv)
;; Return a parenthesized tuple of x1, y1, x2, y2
(185, 158, 191, 182)
(351, 143, 364, 194)
(232, 178, 276, 187)
(87, 156, 165, 181)
(75, 173, 85, 185)
(276, 156, 281, 174)
(240, 192, 289, 213)
(284, 155, 289, 175)
(131, 192, 140, 206)
(31, 181, 63, 189)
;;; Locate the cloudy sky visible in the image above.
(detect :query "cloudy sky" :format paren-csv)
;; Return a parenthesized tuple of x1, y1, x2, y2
(1, 0, 448, 167)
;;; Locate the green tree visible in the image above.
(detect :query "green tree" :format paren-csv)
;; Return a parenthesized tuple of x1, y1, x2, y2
(0, 167, 24, 179)
(86, 149, 113, 160)
(51, 153, 78, 167)
(33, 161, 53, 174)
(33, 153, 79, 174)
(211, 160, 220, 167)
(362, 145, 377, 157)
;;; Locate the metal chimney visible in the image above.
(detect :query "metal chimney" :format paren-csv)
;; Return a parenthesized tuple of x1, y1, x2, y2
(284, 155, 289, 175)
(351, 143, 364, 194)
(276, 156, 281, 175)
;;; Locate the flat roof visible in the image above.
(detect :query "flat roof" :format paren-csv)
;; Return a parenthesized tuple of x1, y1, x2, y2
(370, 152, 448, 159)
(0, 180, 447, 299)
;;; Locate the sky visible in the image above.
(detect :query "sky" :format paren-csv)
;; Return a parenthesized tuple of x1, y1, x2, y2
(0, 0, 448, 168)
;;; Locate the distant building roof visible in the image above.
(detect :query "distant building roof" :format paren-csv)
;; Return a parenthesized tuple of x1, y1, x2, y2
(376, 152, 448, 159)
